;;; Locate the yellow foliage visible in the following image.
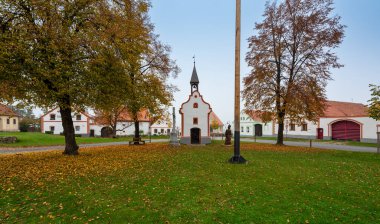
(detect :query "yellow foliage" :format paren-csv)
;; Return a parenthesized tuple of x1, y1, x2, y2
(0, 144, 175, 191)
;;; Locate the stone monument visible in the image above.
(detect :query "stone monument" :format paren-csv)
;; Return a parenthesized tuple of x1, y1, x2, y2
(225, 124, 232, 145)
(169, 107, 180, 146)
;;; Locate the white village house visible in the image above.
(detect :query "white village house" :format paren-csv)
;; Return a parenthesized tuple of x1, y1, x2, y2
(240, 110, 273, 137)
(179, 64, 212, 144)
(272, 101, 380, 142)
(41, 108, 151, 137)
(40, 108, 92, 136)
(90, 109, 151, 137)
(150, 119, 173, 136)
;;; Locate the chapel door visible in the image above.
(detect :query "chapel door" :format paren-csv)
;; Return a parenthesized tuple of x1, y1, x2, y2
(191, 128, 201, 144)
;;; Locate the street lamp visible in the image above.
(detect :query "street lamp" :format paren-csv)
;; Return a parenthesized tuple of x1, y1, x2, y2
(229, 0, 247, 164)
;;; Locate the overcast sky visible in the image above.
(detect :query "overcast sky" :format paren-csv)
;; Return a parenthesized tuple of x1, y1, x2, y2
(150, 0, 380, 125)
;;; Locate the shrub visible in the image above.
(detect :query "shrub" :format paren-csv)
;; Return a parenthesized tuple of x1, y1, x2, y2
(45, 131, 53, 134)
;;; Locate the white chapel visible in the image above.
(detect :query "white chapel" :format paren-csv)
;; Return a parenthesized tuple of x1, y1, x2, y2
(179, 64, 212, 144)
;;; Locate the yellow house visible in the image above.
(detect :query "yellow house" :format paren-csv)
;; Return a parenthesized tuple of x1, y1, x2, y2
(0, 104, 19, 132)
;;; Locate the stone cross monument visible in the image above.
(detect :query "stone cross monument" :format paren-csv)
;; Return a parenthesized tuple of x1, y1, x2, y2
(169, 107, 180, 146)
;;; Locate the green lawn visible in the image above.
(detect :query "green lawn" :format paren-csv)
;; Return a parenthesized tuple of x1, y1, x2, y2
(244, 136, 379, 148)
(0, 132, 168, 147)
(1, 142, 379, 223)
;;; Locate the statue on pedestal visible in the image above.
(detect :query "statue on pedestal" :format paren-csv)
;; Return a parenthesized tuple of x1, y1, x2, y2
(225, 124, 232, 145)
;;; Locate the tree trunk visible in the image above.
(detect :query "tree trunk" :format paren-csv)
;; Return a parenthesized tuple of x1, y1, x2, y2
(112, 125, 117, 138)
(277, 122, 284, 145)
(134, 120, 140, 139)
(276, 112, 285, 145)
(60, 106, 79, 155)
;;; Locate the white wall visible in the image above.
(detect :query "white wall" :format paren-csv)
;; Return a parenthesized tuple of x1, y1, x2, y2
(180, 91, 211, 137)
(274, 119, 318, 138)
(41, 108, 90, 135)
(240, 111, 273, 136)
(151, 120, 171, 135)
(92, 121, 150, 136)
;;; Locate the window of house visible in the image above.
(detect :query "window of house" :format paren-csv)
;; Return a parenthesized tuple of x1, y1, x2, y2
(290, 123, 295, 131)
(193, 103, 198, 108)
(50, 114, 56, 120)
(167, 129, 171, 134)
(75, 126, 80, 132)
(301, 123, 307, 131)
(247, 127, 250, 133)
(193, 118, 198, 125)
(154, 129, 158, 134)
(241, 127, 244, 132)
(76, 115, 81, 120)
(7, 119, 10, 124)
(161, 129, 164, 133)
(13, 119, 16, 124)
(50, 126, 55, 132)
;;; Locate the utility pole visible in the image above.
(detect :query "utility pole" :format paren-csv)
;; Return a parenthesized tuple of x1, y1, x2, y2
(229, 0, 246, 164)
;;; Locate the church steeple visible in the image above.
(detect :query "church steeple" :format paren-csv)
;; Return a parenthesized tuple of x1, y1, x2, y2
(190, 63, 199, 93)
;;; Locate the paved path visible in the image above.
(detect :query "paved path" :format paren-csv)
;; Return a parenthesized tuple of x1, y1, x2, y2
(1, 138, 378, 154)
(0, 139, 169, 154)
(241, 139, 378, 153)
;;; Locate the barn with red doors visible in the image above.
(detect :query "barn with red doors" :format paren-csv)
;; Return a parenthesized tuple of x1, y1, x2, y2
(331, 120, 361, 141)
(318, 101, 380, 142)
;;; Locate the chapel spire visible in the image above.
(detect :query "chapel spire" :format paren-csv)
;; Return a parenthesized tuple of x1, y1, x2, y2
(190, 62, 199, 93)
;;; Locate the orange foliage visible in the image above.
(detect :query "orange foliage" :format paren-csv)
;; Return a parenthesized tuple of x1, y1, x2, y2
(0, 144, 175, 191)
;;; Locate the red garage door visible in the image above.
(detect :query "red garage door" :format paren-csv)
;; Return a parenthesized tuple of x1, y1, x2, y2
(331, 120, 360, 141)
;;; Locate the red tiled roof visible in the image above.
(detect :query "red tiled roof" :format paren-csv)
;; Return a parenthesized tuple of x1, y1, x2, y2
(95, 108, 151, 124)
(0, 104, 19, 117)
(322, 101, 368, 117)
(210, 111, 223, 126)
(245, 110, 263, 122)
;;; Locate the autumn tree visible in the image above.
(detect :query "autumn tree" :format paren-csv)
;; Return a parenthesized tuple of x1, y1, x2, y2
(87, 0, 178, 142)
(368, 84, 380, 120)
(243, 0, 345, 145)
(210, 119, 220, 133)
(0, 0, 167, 153)
(125, 34, 179, 142)
(0, 0, 103, 154)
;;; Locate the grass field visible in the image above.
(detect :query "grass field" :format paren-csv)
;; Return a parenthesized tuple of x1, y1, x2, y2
(0, 132, 168, 147)
(1, 142, 379, 223)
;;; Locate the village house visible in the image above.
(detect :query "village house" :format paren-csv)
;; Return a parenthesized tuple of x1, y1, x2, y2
(240, 110, 274, 137)
(179, 64, 212, 144)
(40, 108, 92, 136)
(0, 104, 20, 132)
(92, 109, 151, 137)
(273, 101, 380, 142)
(150, 119, 172, 136)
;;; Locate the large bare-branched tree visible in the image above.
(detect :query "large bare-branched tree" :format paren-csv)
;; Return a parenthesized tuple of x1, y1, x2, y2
(243, 0, 345, 145)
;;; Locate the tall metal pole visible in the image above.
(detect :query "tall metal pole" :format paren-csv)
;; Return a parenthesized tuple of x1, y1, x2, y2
(229, 0, 246, 163)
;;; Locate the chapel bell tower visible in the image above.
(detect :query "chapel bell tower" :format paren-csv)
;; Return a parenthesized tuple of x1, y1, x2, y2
(190, 63, 199, 93)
